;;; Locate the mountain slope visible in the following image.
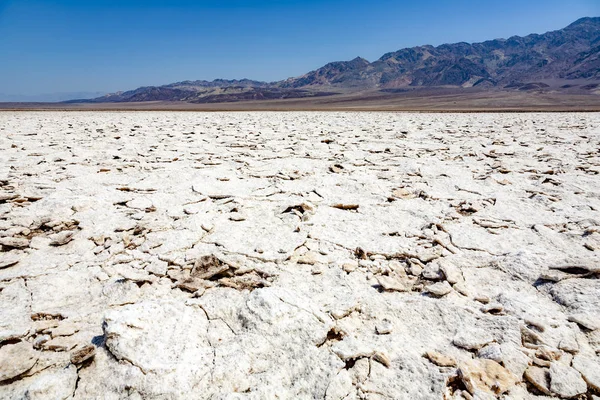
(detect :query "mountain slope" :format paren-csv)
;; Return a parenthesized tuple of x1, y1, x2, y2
(73, 17, 600, 103)
(283, 17, 600, 89)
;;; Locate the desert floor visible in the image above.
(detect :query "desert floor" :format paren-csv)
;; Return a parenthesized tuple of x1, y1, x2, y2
(0, 112, 599, 399)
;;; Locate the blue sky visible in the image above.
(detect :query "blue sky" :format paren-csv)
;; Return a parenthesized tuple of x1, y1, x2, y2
(0, 0, 598, 98)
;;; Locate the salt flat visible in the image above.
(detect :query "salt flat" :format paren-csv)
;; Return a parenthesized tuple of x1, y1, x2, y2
(0, 111, 599, 399)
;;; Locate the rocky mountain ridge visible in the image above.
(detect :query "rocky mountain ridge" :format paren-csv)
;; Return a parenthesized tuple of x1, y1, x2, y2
(73, 17, 600, 103)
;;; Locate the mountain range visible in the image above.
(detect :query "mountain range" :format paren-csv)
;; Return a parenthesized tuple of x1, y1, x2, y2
(72, 17, 600, 104)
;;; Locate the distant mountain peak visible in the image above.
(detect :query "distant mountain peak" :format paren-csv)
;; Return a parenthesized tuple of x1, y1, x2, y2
(567, 16, 600, 27)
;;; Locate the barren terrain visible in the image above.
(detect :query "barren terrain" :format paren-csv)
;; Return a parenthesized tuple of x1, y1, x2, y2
(2, 88, 600, 112)
(0, 112, 599, 399)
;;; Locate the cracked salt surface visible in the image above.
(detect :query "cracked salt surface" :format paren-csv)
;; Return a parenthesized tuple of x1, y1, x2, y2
(0, 111, 599, 399)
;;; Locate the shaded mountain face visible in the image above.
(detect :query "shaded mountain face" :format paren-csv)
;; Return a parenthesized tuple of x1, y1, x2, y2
(279, 57, 372, 88)
(72, 17, 600, 103)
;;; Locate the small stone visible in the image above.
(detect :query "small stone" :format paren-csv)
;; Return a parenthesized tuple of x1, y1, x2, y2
(201, 223, 213, 232)
(425, 281, 452, 297)
(50, 322, 78, 338)
(439, 260, 462, 284)
(572, 355, 600, 391)
(191, 255, 230, 280)
(558, 336, 579, 353)
(70, 344, 96, 364)
(453, 282, 469, 296)
(424, 350, 456, 367)
(297, 251, 318, 265)
(145, 259, 168, 277)
(332, 203, 359, 211)
(549, 362, 587, 398)
(521, 326, 545, 346)
(458, 359, 517, 396)
(377, 275, 407, 292)
(568, 313, 600, 331)
(49, 230, 75, 246)
(524, 366, 551, 395)
(453, 331, 494, 350)
(408, 263, 423, 276)
(0, 341, 39, 382)
(33, 320, 59, 333)
(0, 237, 30, 249)
(481, 303, 504, 315)
(33, 334, 51, 349)
(42, 336, 79, 352)
(0, 253, 21, 269)
(0, 193, 19, 202)
(375, 319, 393, 335)
(329, 164, 344, 173)
(125, 197, 154, 211)
(229, 213, 246, 222)
(372, 352, 391, 368)
(392, 188, 414, 199)
(311, 265, 324, 275)
(342, 261, 358, 273)
(478, 343, 503, 362)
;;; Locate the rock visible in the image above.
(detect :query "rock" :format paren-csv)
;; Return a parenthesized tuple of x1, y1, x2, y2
(377, 275, 408, 292)
(372, 352, 391, 368)
(425, 281, 452, 297)
(501, 344, 530, 378)
(392, 188, 415, 199)
(332, 203, 359, 211)
(477, 343, 503, 362)
(297, 251, 319, 265)
(331, 338, 374, 361)
(0, 253, 21, 269)
(70, 344, 96, 364)
(524, 366, 551, 395)
(558, 335, 579, 353)
(424, 350, 456, 367)
(342, 261, 358, 273)
(458, 359, 518, 396)
(41, 336, 79, 352)
(50, 322, 78, 338)
(0, 237, 29, 249)
(481, 303, 504, 315)
(0, 364, 78, 400)
(0, 341, 39, 382)
(572, 354, 600, 391)
(439, 260, 462, 284)
(453, 282, 470, 296)
(126, 197, 154, 211)
(103, 300, 212, 377)
(568, 313, 600, 331)
(33, 334, 50, 349)
(49, 230, 74, 246)
(549, 362, 587, 398)
(228, 213, 245, 222)
(144, 259, 168, 277)
(2, 110, 600, 399)
(375, 319, 393, 335)
(191, 255, 231, 280)
(0, 193, 19, 202)
(453, 331, 494, 351)
(325, 370, 353, 400)
(421, 263, 444, 280)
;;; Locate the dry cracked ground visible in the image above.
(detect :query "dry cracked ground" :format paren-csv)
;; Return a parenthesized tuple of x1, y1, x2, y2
(0, 111, 599, 400)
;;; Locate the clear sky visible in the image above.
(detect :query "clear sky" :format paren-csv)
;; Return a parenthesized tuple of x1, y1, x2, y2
(0, 0, 598, 98)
